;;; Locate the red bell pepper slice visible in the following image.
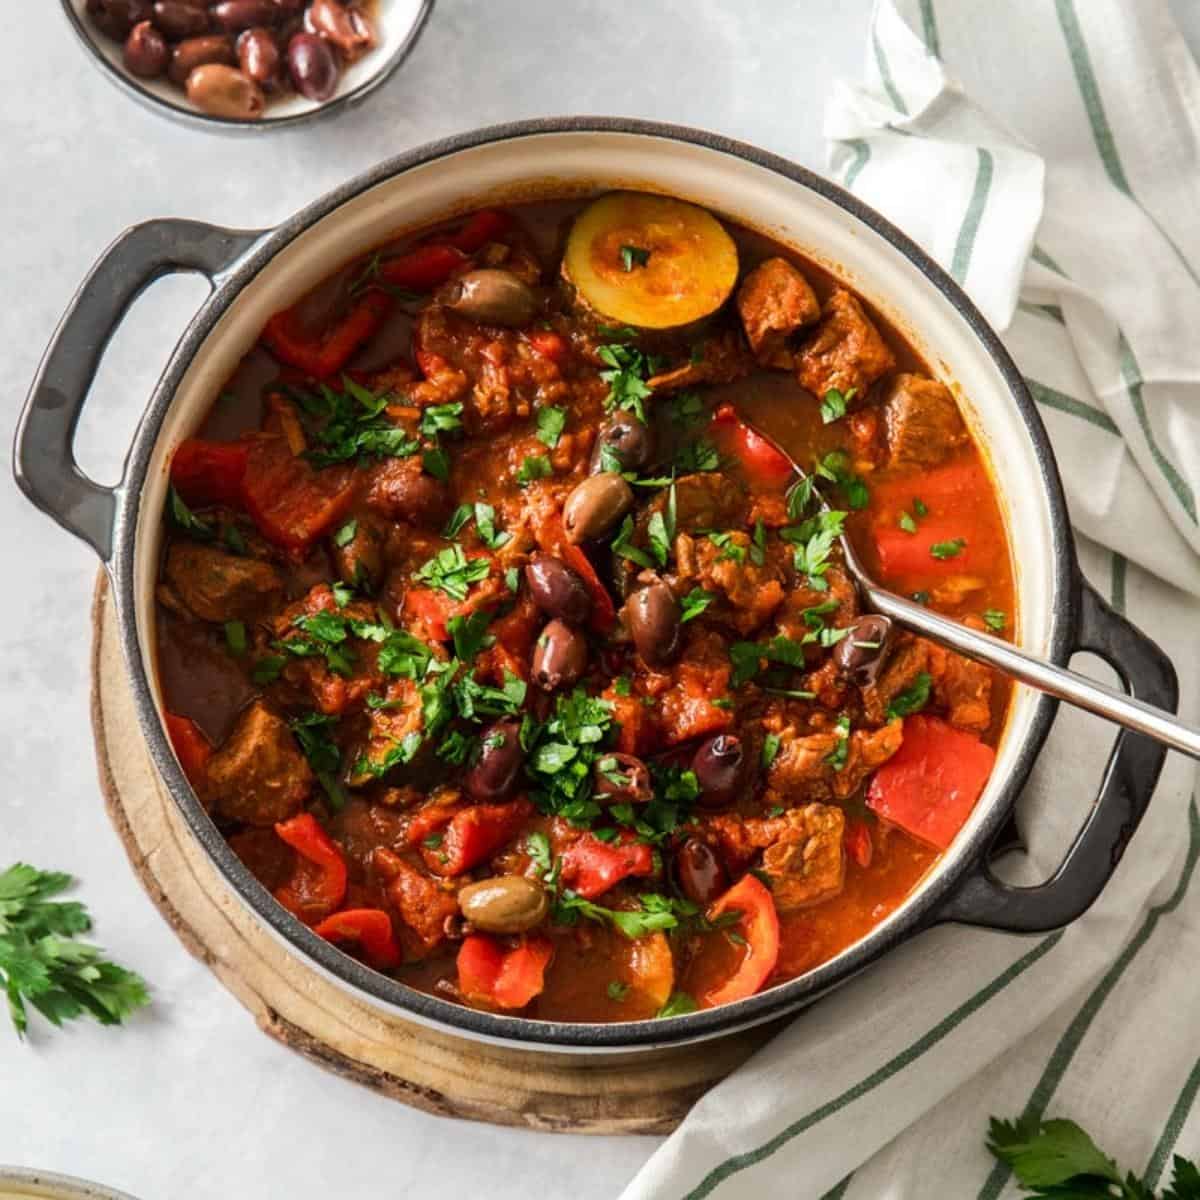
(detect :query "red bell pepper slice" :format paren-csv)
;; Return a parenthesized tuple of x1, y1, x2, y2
(866, 715, 995, 850)
(163, 712, 211, 788)
(559, 833, 654, 901)
(700, 874, 780, 1008)
(457, 934, 553, 1009)
(452, 209, 512, 253)
(403, 586, 462, 643)
(273, 812, 348, 924)
(313, 908, 401, 970)
(262, 289, 394, 380)
(843, 818, 873, 869)
(422, 799, 534, 877)
(526, 330, 569, 366)
(169, 439, 250, 508)
(709, 403, 794, 489)
(240, 436, 356, 558)
(379, 244, 469, 292)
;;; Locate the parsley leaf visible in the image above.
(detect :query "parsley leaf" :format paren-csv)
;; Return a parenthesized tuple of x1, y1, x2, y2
(606, 980, 630, 1001)
(983, 608, 1007, 632)
(708, 530, 746, 564)
(675, 438, 721, 473)
(535, 405, 567, 448)
(931, 537, 966, 559)
(819, 386, 855, 424)
(886, 672, 932, 719)
(505, 566, 520, 593)
(612, 515, 656, 570)
(443, 504, 473, 538)
(913, 497, 929, 517)
(657, 992, 698, 1019)
(333, 518, 358, 548)
(422, 446, 451, 482)
(761, 733, 781, 768)
(473, 501, 510, 549)
(619, 244, 651, 271)
(419, 402, 464, 439)
(598, 343, 654, 424)
(680, 588, 714, 623)
(289, 712, 346, 810)
(224, 620, 247, 657)
(986, 1115, 1139, 1196)
(750, 518, 767, 566)
(414, 544, 490, 601)
(524, 689, 614, 826)
(825, 715, 851, 771)
(898, 511, 917, 534)
(517, 454, 553, 486)
(447, 609, 494, 663)
(0, 864, 151, 1038)
(251, 654, 286, 684)
(781, 508, 846, 589)
(167, 486, 214, 540)
(293, 377, 420, 468)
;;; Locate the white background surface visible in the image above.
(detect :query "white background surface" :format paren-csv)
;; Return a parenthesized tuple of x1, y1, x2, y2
(4, 3, 1200, 1197)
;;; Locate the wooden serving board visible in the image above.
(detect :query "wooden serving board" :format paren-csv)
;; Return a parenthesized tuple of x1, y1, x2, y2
(89, 573, 783, 1134)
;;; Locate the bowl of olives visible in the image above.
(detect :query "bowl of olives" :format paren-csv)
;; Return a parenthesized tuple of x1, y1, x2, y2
(62, 0, 433, 129)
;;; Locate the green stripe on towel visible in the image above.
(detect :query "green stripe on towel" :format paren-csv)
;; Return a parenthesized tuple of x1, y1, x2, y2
(950, 148, 994, 284)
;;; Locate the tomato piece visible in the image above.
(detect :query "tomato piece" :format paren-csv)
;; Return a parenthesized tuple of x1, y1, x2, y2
(700, 874, 780, 1008)
(661, 672, 734, 745)
(844, 818, 873, 869)
(163, 712, 211, 788)
(273, 813, 348, 924)
(605, 691, 652, 756)
(423, 799, 534, 877)
(452, 208, 511, 253)
(169, 439, 249, 508)
(709, 403, 794, 488)
(312, 908, 401, 970)
(866, 715, 995, 850)
(240, 436, 356, 558)
(262, 290, 393, 380)
(378, 852, 459, 950)
(457, 934, 552, 1009)
(526, 330, 569, 365)
(559, 833, 654, 900)
(379, 244, 469, 292)
(403, 586, 459, 642)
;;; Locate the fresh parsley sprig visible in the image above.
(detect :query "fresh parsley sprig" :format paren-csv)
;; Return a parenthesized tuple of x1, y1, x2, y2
(0, 864, 150, 1039)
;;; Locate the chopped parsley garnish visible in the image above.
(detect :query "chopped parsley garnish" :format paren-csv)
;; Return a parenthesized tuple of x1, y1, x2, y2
(419, 402, 464, 439)
(504, 566, 520, 593)
(289, 712, 345, 810)
(913, 497, 928, 517)
(516, 454, 553, 486)
(292, 377, 420, 468)
(251, 654, 286, 684)
(729, 636, 808, 687)
(377, 630, 435, 679)
(819, 386, 855, 424)
(646, 486, 676, 568)
(597, 342, 655, 423)
(619, 244, 651, 271)
(912, 590, 930, 604)
(781, 509, 846, 590)
(887, 672, 932, 719)
(761, 733, 781, 768)
(612, 515, 656, 570)
(708, 530, 746, 564)
(898, 511, 918, 534)
(814, 450, 869, 510)
(656, 992, 698, 1019)
(930, 537, 966, 559)
(223, 620, 247, 657)
(167, 486, 213, 540)
(825, 715, 851, 771)
(983, 609, 1007, 632)
(454, 671, 527, 721)
(523, 689, 614, 826)
(443, 504, 473, 538)
(535, 405, 567, 449)
(436, 730, 473, 765)
(0, 863, 150, 1038)
(223, 524, 247, 555)
(422, 446, 451, 482)
(422, 833, 444, 850)
(674, 438, 721, 473)
(414, 544, 490, 601)
(447, 609, 494, 662)
(750, 518, 767, 566)
(612, 676, 632, 697)
(680, 588, 714, 623)
(606, 980, 630, 1001)
(333, 519, 358, 548)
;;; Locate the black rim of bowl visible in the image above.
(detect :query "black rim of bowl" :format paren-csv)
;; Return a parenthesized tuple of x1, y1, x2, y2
(112, 117, 1074, 1049)
(58, 0, 435, 133)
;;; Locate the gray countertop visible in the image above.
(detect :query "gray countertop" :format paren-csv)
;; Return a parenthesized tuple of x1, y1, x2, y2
(5, 2, 1198, 1197)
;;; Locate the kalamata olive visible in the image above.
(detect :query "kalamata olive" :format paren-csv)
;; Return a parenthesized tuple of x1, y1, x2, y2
(625, 579, 681, 667)
(169, 34, 235, 84)
(458, 875, 549, 934)
(287, 31, 338, 101)
(531, 620, 588, 692)
(237, 26, 281, 86)
(833, 614, 894, 687)
(562, 472, 634, 544)
(443, 269, 537, 329)
(305, 0, 376, 61)
(272, 0, 306, 12)
(87, 0, 153, 40)
(185, 63, 265, 119)
(594, 753, 653, 805)
(589, 415, 653, 475)
(675, 838, 730, 905)
(123, 20, 168, 76)
(463, 719, 524, 802)
(211, 0, 279, 31)
(692, 735, 746, 807)
(524, 553, 592, 625)
(151, 1, 210, 39)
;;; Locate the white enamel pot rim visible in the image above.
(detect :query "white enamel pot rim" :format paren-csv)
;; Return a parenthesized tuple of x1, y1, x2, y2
(16, 118, 1174, 1054)
(0, 1168, 141, 1200)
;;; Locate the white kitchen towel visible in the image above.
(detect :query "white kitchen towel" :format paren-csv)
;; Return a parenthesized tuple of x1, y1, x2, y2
(621, 2, 1200, 1197)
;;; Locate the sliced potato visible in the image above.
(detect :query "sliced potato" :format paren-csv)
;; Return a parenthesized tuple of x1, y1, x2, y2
(563, 192, 739, 331)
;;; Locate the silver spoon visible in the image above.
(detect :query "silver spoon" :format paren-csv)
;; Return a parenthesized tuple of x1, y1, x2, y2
(741, 416, 1200, 761)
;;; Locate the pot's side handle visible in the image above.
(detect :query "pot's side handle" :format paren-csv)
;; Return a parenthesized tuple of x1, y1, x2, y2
(934, 579, 1177, 933)
(14, 219, 263, 561)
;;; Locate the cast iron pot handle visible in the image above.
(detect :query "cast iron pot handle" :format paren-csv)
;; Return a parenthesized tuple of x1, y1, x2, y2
(14, 219, 262, 561)
(936, 578, 1178, 933)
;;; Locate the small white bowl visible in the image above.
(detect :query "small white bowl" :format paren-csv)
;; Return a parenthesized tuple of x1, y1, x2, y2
(60, 0, 434, 132)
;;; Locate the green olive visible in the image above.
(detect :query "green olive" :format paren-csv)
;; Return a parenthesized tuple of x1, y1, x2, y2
(458, 875, 549, 934)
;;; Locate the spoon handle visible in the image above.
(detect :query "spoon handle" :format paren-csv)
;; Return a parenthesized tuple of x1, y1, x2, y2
(866, 586, 1200, 760)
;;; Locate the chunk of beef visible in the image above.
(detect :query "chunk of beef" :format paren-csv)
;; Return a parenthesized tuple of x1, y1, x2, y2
(672, 530, 785, 635)
(766, 718, 903, 803)
(207, 700, 313, 827)
(642, 472, 748, 536)
(882, 373, 967, 468)
(773, 564, 859, 642)
(381, 854, 460, 952)
(348, 678, 425, 785)
(795, 289, 896, 400)
(365, 456, 451, 530)
(330, 797, 409, 881)
(861, 635, 992, 733)
(163, 543, 283, 624)
(647, 331, 754, 394)
(736, 257, 821, 367)
(331, 516, 385, 590)
(227, 827, 295, 892)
